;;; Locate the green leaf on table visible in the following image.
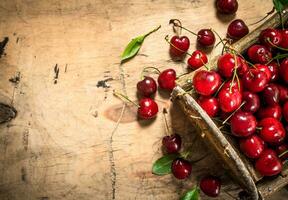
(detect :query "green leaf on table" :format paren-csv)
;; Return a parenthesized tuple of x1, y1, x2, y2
(180, 187, 200, 200)
(152, 154, 178, 175)
(273, 0, 288, 12)
(121, 25, 161, 62)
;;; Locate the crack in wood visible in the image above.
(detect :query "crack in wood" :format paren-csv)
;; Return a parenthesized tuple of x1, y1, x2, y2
(0, 37, 9, 58)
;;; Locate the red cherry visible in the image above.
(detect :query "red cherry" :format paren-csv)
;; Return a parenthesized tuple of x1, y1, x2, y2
(275, 144, 288, 160)
(137, 76, 157, 97)
(259, 28, 282, 48)
(197, 96, 219, 117)
(262, 84, 280, 106)
(193, 70, 222, 96)
(267, 62, 280, 82)
(171, 158, 192, 179)
(242, 69, 268, 93)
(200, 176, 221, 197)
(239, 135, 265, 159)
(238, 58, 249, 77)
(187, 50, 208, 70)
(158, 69, 176, 90)
(242, 91, 260, 113)
(283, 101, 288, 122)
(227, 19, 249, 40)
(197, 29, 216, 47)
(217, 53, 242, 78)
(257, 105, 282, 120)
(280, 58, 288, 84)
(280, 29, 288, 49)
(162, 134, 182, 154)
(247, 44, 272, 64)
(258, 118, 286, 145)
(216, 0, 238, 14)
(169, 36, 190, 58)
(276, 84, 288, 103)
(255, 64, 272, 82)
(230, 111, 257, 137)
(255, 149, 282, 176)
(138, 98, 158, 119)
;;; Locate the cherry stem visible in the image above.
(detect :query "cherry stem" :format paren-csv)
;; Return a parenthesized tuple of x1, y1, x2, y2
(279, 150, 288, 158)
(256, 127, 262, 130)
(169, 20, 198, 37)
(222, 101, 246, 125)
(164, 35, 192, 56)
(249, 7, 275, 26)
(144, 25, 161, 38)
(169, 19, 182, 36)
(211, 28, 227, 49)
(140, 66, 161, 79)
(214, 80, 227, 97)
(267, 38, 288, 51)
(113, 90, 140, 108)
(162, 108, 171, 136)
(268, 53, 288, 64)
(180, 151, 190, 159)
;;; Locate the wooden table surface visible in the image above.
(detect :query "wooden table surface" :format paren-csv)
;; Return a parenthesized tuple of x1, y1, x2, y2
(0, 0, 287, 199)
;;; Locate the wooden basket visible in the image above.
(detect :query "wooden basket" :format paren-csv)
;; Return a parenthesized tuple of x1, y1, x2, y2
(172, 10, 288, 200)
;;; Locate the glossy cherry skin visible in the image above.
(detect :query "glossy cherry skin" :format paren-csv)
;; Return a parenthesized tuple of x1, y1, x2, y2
(138, 98, 158, 119)
(259, 28, 282, 48)
(217, 53, 242, 78)
(200, 176, 221, 197)
(283, 101, 288, 122)
(197, 29, 215, 47)
(158, 69, 176, 90)
(242, 91, 260, 113)
(247, 44, 272, 64)
(188, 50, 208, 70)
(280, 58, 288, 84)
(242, 69, 268, 93)
(238, 58, 249, 77)
(193, 70, 221, 96)
(255, 64, 272, 82)
(257, 105, 282, 120)
(255, 149, 282, 176)
(275, 144, 288, 160)
(267, 62, 280, 82)
(227, 19, 249, 40)
(171, 158, 192, 179)
(280, 29, 288, 48)
(137, 76, 157, 97)
(239, 135, 265, 159)
(230, 111, 257, 137)
(262, 84, 280, 106)
(162, 134, 182, 154)
(276, 84, 288, 103)
(258, 118, 286, 145)
(197, 96, 219, 117)
(216, 0, 238, 14)
(170, 36, 190, 58)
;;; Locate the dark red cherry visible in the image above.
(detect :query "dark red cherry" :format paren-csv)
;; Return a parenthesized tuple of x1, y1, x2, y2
(138, 98, 158, 119)
(247, 44, 272, 64)
(280, 58, 288, 84)
(258, 118, 286, 145)
(283, 101, 288, 122)
(239, 135, 265, 159)
(242, 69, 268, 93)
(137, 76, 157, 97)
(170, 36, 190, 58)
(262, 84, 280, 106)
(217, 53, 242, 78)
(171, 158, 192, 179)
(275, 144, 288, 160)
(200, 176, 221, 197)
(267, 62, 280, 82)
(216, 0, 238, 14)
(255, 64, 272, 82)
(197, 29, 216, 47)
(280, 29, 288, 49)
(276, 84, 288, 103)
(230, 111, 257, 137)
(188, 50, 208, 70)
(242, 91, 260, 113)
(255, 149, 282, 176)
(162, 134, 182, 154)
(259, 28, 282, 48)
(197, 96, 219, 117)
(227, 19, 249, 40)
(193, 70, 222, 96)
(158, 69, 176, 90)
(257, 105, 282, 120)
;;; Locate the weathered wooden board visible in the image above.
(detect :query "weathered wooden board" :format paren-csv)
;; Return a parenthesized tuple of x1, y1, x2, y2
(0, 0, 286, 199)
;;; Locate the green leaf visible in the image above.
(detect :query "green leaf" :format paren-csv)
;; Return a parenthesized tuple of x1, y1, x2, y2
(152, 154, 178, 176)
(273, 0, 288, 12)
(121, 25, 161, 62)
(180, 187, 200, 200)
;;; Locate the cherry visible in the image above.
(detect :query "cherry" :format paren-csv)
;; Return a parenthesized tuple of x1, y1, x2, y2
(255, 64, 272, 82)
(187, 50, 208, 70)
(267, 62, 280, 82)
(283, 101, 288, 122)
(158, 69, 176, 90)
(276, 84, 288, 103)
(239, 135, 264, 159)
(216, 0, 238, 15)
(247, 44, 272, 64)
(138, 98, 159, 119)
(197, 96, 219, 117)
(242, 69, 268, 93)
(255, 149, 282, 176)
(280, 29, 288, 49)
(193, 70, 222, 96)
(227, 19, 249, 40)
(200, 176, 221, 197)
(217, 53, 242, 78)
(261, 84, 280, 106)
(259, 28, 282, 48)
(171, 158, 192, 179)
(257, 105, 282, 120)
(197, 29, 216, 47)
(137, 76, 157, 97)
(275, 144, 288, 160)
(230, 111, 257, 137)
(238, 58, 249, 77)
(162, 134, 182, 154)
(258, 118, 286, 145)
(169, 36, 190, 58)
(280, 58, 288, 84)
(242, 91, 260, 113)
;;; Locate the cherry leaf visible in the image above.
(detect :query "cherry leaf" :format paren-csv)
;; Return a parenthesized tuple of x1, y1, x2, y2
(180, 187, 200, 200)
(273, 0, 288, 12)
(152, 154, 178, 176)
